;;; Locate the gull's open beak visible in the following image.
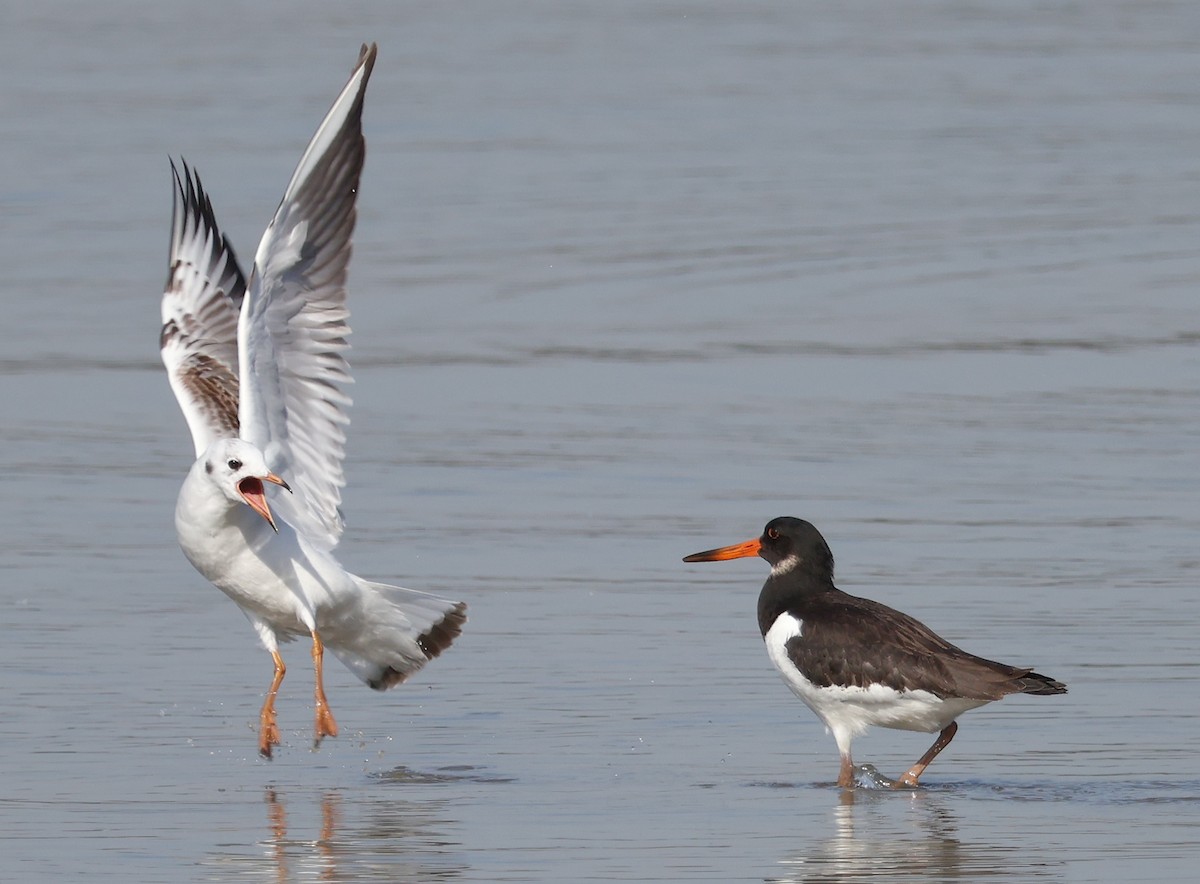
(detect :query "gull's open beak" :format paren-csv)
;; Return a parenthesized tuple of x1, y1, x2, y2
(237, 473, 291, 532)
(682, 537, 763, 563)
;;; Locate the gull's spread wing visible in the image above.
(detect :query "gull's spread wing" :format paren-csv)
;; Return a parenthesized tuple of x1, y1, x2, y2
(160, 160, 247, 457)
(237, 43, 377, 549)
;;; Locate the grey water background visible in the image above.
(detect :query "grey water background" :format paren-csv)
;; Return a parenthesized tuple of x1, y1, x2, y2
(2, 0, 1199, 880)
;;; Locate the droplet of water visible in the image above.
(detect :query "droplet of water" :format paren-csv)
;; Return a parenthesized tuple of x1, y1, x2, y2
(854, 763, 909, 790)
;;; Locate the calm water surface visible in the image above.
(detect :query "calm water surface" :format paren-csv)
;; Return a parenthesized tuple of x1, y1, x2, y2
(2, 2, 1199, 881)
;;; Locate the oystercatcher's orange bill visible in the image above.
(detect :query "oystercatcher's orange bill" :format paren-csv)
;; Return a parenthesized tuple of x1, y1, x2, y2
(682, 537, 762, 562)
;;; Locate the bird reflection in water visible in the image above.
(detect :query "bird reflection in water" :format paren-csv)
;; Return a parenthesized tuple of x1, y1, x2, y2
(767, 789, 1059, 882)
(259, 786, 465, 882)
(264, 789, 339, 883)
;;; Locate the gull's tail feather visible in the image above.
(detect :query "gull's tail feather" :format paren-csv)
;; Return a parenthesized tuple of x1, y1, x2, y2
(325, 580, 466, 690)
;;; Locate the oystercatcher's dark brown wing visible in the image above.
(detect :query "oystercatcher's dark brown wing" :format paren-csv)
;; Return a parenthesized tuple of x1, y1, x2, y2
(784, 593, 1067, 701)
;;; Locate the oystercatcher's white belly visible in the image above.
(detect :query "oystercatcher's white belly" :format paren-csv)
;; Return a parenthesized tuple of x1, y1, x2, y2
(764, 613, 985, 740)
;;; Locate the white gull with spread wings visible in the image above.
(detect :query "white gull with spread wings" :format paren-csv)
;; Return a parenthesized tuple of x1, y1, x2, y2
(160, 43, 466, 758)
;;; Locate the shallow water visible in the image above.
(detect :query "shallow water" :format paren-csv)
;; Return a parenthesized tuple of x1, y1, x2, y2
(2, 1, 1200, 881)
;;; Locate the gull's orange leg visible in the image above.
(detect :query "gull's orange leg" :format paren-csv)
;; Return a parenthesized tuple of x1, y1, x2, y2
(259, 650, 286, 759)
(896, 721, 958, 788)
(311, 630, 339, 747)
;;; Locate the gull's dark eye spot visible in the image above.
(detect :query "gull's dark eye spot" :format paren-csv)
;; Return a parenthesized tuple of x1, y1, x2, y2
(205, 461, 213, 475)
(227, 458, 243, 471)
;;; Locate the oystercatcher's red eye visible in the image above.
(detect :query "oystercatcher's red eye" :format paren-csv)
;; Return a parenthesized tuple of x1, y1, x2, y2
(766, 527, 779, 540)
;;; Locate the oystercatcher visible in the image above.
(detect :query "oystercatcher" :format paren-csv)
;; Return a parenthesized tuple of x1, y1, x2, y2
(683, 517, 1065, 787)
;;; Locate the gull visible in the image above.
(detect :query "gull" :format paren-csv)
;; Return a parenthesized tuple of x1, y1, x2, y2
(160, 43, 466, 758)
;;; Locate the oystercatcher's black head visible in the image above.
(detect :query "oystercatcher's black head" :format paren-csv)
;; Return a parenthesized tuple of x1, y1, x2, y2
(684, 517, 840, 639)
(684, 516, 835, 580)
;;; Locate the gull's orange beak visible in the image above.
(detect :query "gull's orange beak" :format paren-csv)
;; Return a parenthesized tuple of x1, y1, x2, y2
(238, 473, 291, 533)
(683, 537, 763, 563)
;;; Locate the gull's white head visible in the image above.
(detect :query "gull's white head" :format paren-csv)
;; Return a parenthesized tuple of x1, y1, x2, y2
(200, 438, 291, 531)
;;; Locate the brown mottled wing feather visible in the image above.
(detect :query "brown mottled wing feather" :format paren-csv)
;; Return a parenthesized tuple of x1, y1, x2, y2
(160, 159, 246, 456)
(786, 594, 1065, 700)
